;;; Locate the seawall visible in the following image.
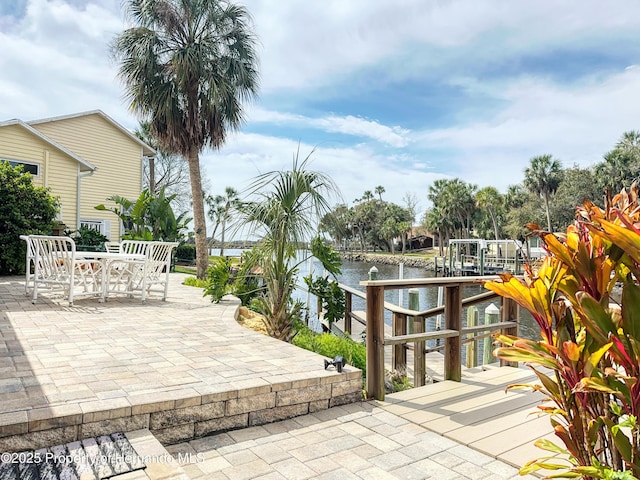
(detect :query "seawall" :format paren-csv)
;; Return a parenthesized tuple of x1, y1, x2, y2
(340, 252, 435, 269)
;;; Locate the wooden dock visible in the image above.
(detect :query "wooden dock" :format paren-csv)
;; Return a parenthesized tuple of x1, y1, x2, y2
(377, 365, 555, 471)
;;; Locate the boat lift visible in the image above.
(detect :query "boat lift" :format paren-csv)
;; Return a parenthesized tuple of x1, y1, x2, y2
(446, 239, 524, 276)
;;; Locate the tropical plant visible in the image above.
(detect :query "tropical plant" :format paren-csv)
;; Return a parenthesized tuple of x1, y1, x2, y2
(67, 225, 109, 250)
(205, 247, 263, 305)
(484, 185, 640, 479)
(206, 186, 240, 256)
(203, 256, 232, 302)
(237, 151, 341, 341)
(303, 237, 344, 328)
(524, 154, 563, 232)
(0, 161, 58, 275)
(95, 187, 190, 241)
(113, 0, 259, 279)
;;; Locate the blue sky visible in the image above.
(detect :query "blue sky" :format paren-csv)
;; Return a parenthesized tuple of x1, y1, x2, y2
(2, 0, 640, 221)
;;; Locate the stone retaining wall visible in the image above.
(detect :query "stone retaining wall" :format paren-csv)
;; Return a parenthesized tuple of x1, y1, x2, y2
(341, 252, 435, 269)
(0, 373, 362, 452)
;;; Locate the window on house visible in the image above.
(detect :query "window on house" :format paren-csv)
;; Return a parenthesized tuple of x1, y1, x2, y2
(3, 158, 40, 176)
(80, 219, 110, 237)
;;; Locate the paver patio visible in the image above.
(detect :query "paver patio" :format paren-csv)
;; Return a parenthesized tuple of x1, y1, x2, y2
(0, 274, 361, 451)
(0, 272, 549, 479)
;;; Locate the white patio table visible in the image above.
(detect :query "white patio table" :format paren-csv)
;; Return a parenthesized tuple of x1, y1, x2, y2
(74, 251, 146, 301)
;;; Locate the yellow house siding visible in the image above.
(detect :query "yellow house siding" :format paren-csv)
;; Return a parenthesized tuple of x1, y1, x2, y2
(31, 114, 145, 241)
(0, 125, 79, 229)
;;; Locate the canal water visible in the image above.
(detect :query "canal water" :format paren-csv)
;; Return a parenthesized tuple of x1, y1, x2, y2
(209, 249, 539, 343)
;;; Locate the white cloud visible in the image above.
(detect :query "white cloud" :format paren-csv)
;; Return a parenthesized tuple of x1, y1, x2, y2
(249, 107, 410, 147)
(201, 132, 444, 220)
(2, 0, 640, 214)
(414, 66, 640, 191)
(243, 0, 640, 92)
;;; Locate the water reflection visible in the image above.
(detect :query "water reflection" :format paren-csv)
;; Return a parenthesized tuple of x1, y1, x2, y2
(209, 249, 539, 342)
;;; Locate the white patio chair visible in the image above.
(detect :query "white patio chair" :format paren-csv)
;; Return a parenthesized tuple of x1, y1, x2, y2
(29, 235, 103, 305)
(107, 240, 178, 303)
(104, 241, 121, 253)
(19, 235, 36, 295)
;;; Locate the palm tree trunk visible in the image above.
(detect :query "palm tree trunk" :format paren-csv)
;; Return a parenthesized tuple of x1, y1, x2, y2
(187, 149, 208, 279)
(489, 207, 500, 240)
(220, 216, 226, 257)
(544, 192, 552, 232)
(149, 157, 156, 193)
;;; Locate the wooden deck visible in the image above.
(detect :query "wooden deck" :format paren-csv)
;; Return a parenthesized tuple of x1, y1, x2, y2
(377, 365, 556, 471)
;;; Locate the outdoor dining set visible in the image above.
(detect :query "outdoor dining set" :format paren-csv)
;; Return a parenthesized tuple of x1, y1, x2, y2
(20, 235, 178, 305)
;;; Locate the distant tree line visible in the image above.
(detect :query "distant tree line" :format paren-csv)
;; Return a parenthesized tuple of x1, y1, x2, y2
(319, 131, 640, 253)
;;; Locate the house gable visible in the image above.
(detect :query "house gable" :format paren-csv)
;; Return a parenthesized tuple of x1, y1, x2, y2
(0, 121, 92, 229)
(28, 110, 155, 240)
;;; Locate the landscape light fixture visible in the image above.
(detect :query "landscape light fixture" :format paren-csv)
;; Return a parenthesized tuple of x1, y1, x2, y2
(324, 355, 346, 373)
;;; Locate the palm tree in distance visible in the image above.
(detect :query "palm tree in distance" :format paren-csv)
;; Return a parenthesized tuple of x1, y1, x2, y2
(215, 187, 239, 256)
(475, 186, 503, 240)
(375, 185, 385, 200)
(524, 154, 563, 232)
(112, 0, 259, 279)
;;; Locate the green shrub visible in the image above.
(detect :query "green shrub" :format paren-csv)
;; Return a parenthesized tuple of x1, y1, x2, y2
(183, 276, 207, 288)
(0, 161, 58, 275)
(67, 225, 108, 250)
(204, 257, 232, 302)
(292, 324, 366, 376)
(175, 244, 196, 263)
(204, 252, 263, 306)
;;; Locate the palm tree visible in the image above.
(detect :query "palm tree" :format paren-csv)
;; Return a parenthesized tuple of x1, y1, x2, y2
(475, 186, 503, 240)
(113, 0, 259, 279)
(375, 185, 385, 201)
(206, 186, 239, 255)
(524, 154, 563, 232)
(217, 187, 239, 256)
(239, 151, 339, 340)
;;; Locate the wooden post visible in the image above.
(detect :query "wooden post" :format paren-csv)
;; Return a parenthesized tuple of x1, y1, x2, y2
(444, 284, 462, 381)
(366, 284, 385, 400)
(483, 303, 500, 365)
(500, 297, 519, 367)
(465, 306, 478, 368)
(408, 288, 424, 387)
(344, 290, 352, 335)
(392, 312, 406, 372)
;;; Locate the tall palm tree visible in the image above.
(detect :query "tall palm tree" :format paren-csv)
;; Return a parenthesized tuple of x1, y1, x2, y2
(375, 185, 385, 201)
(206, 187, 238, 254)
(239, 151, 339, 341)
(113, 0, 259, 279)
(475, 186, 503, 240)
(524, 154, 563, 232)
(216, 187, 239, 256)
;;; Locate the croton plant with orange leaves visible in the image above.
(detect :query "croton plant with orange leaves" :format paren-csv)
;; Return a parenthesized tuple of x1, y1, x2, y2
(485, 186, 640, 479)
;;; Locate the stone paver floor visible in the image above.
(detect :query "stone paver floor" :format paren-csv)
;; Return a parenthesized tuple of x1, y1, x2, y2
(166, 402, 538, 480)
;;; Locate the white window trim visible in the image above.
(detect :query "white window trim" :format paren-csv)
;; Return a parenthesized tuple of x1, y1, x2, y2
(3, 158, 41, 176)
(79, 219, 111, 237)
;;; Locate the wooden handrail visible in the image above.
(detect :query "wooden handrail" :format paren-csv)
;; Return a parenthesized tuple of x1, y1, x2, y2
(340, 283, 499, 318)
(338, 275, 519, 401)
(384, 329, 458, 346)
(359, 275, 502, 289)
